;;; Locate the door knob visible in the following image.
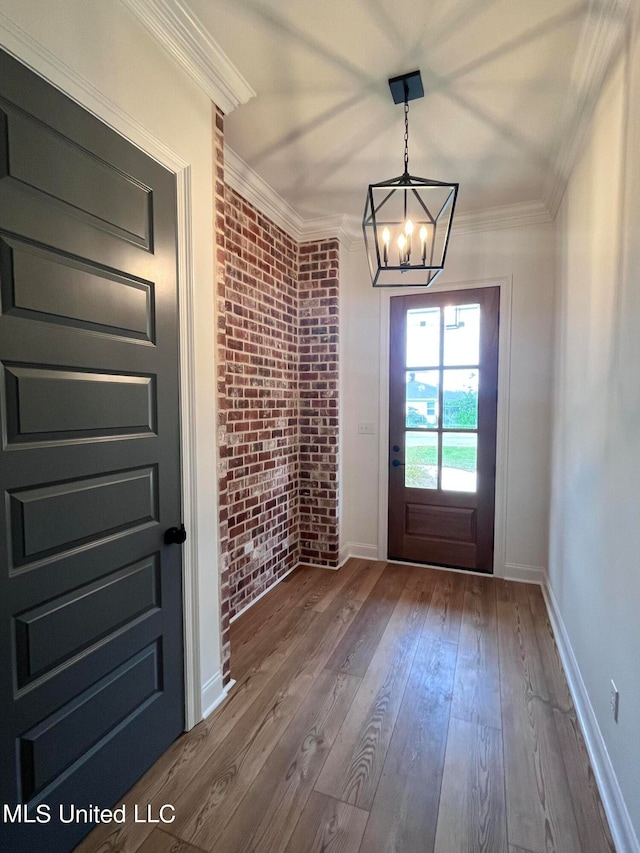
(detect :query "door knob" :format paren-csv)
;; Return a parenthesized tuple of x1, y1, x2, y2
(391, 459, 405, 467)
(164, 524, 187, 545)
(392, 445, 400, 452)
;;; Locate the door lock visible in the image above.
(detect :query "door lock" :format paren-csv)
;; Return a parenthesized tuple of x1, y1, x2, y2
(164, 524, 187, 545)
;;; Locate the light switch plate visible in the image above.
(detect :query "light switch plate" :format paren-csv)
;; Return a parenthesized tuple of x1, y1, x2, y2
(358, 422, 375, 435)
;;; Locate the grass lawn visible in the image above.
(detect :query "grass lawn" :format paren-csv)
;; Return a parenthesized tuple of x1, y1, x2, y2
(405, 447, 476, 488)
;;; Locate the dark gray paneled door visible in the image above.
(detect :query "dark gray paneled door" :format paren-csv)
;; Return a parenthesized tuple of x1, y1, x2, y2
(0, 50, 184, 852)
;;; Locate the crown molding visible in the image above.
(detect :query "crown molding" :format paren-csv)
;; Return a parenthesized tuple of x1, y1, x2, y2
(299, 214, 348, 243)
(333, 203, 553, 246)
(300, 215, 361, 249)
(224, 146, 303, 237)
(119, 0, 255, 114)
(452, 200, 553, 234)
(325, 203, 553, 245)
(544, 0, 630, 217)
(224, 148, 362, 247)
(0, 8, 188, 172)
(225, 147, 551, 247)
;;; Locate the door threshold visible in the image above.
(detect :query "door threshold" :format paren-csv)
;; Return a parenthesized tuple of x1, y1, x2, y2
(385, 557, 494, 578)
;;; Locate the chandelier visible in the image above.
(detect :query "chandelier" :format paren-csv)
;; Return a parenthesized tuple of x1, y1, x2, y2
(362, 70, 458, 288)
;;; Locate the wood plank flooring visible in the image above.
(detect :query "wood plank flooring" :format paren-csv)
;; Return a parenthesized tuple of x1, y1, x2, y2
(76, 560, 615, 853)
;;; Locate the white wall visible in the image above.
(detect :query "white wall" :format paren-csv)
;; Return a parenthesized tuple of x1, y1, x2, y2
(341, 220, 556, 577)
(551, 16, 640, 844)
(340, 241, 382, 559)
(0, 0, 223, 719)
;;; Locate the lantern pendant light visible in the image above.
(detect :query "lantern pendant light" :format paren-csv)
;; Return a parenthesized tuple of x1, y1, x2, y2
(362, 70, 458, 288)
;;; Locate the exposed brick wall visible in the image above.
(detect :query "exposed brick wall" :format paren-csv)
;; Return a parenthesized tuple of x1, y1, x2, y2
(298, 241, 340, 566)
(220, 185, 300, 627)
(213, 114, 340, 686)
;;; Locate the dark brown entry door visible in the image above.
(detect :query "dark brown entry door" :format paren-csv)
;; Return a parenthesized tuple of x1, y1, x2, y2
(388, 287, 499, 572)
(0, 50, 184, 852)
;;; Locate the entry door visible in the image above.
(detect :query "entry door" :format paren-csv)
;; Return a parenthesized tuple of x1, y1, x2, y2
(0, 50, 184, 852)
(388, 287, 499, 572)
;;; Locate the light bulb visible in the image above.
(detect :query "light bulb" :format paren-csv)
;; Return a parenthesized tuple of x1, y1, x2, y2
(405, 219, 414, 236)
(419, 225, 428, 241)
(397, 233, 408, 265)
(381, 227, 390, 265)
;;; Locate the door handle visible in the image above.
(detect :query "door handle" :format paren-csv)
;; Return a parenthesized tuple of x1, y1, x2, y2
(391, 459, 405, 467)
(164, 524, 187, 545)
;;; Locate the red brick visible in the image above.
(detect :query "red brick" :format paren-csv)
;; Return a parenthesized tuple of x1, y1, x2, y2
(214, 118, 339, 684)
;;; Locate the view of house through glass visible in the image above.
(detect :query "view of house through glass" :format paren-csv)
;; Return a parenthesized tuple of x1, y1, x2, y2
(405, 303, 481, 492)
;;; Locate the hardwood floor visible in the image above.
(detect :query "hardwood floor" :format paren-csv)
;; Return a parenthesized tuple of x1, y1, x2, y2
(76, 559, 615, 853)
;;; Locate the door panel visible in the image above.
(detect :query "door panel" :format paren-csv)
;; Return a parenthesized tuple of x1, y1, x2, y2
(388, 287, 499, 572)
(1, 237, 154, 340)
(8, 466, 158, 566)
(0, 49, 184, 853)
(19, 641, 162, 803)
(14, 555, 160, 687)
(0, 105, 152, 248)
(3, 364, 156, 442)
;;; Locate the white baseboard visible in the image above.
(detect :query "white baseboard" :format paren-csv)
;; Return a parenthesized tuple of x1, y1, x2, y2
(542, 583, 640, 853)
(338, 543, 350, 566)
(503, 562, 548, 584)
(341, 547, 547, 581)
(344, 542, 380, 561)
(201, 672, 233, 719)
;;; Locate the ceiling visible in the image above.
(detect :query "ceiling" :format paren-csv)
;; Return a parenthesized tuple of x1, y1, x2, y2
(135, 0, 628, 224)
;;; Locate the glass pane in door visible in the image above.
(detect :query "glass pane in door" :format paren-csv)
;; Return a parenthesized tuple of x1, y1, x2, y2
(406, 370, 439, 428)
(441, 432, 477, 492)
(443, 369, 479, 429)
(405, 431, 438, 489)
(443, 303, 480, 365)
(406, 307, 440, 367)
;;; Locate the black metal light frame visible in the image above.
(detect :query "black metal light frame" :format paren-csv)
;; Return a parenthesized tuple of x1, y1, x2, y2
(362, 70, 459, 288)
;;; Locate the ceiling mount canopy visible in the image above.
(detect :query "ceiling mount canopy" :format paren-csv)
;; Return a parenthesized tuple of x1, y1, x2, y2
(363, 69, 459, 288)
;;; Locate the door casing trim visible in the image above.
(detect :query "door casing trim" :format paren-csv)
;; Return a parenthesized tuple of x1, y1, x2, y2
(0, 16, 215, 729)
(377, 276, 513, 577)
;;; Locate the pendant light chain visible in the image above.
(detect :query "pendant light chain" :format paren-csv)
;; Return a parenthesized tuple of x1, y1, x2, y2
(403, 97, 410, 175)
